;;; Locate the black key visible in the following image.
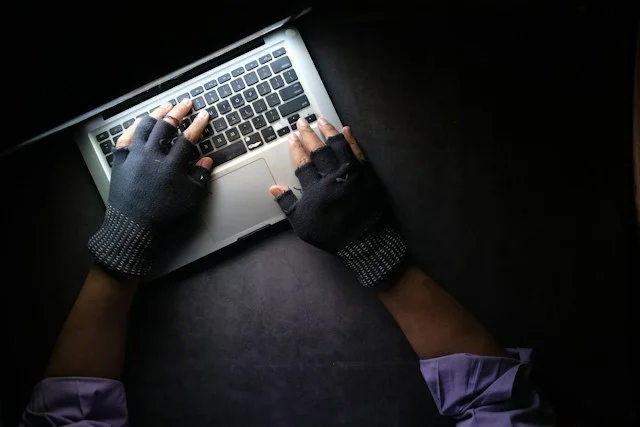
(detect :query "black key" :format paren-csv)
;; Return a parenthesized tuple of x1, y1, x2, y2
(190, 86, 204, 96)
(230, 94, 244, 108)
(122, 118, 135, 129)
(177, 93, 190, 103)
(212, 117, 228, 132)
(202, 124, 214, 139)
(283, 69, 298, 83)
(252, 115, 267, 129)
(217, 100, 231, 114)
(168, 99, 177, 106)
(265, 109, 280, 123)
(291, 123, 297, 131)
(179, 118, 190, 132)
(244, 132, 263, 150)
(270, 56, 292, 73)
(272, 47, 286, 58)
(306, 113, 317, 123)
(269, 75, 284, 89)
(217, 84, 232, 98)
(266, 93, 281, 107)
(199, 139, 213, 154)
(226, 111, 241, 126)
(243, 71, 259, 86)
(204, 80, 217, 90)
(261, 126, 277, 142)
(252, 99, 267, 113)
(190, 114, 200, 123)
(206, 106, 219, 119)
(209, 141, 247, 165)
(192, 96, 206, 111)
(257, 65, 272, 80)
(245, 60, 259, 70)
(136, 112, 149, 119)
(239, 121, 253, 136)
(277, 126, 290, 137)
(212, 134, 227, 148)
(259, 54, 272, 64)
(225, 127, 240, 141)
(243, 87, 258, 102)
(106, 154, 114, 167)
(288, 114, 300, 124)
(109, 125, 123, 135)
(96, 131, 109, 142)
(205, 90, 219, 105)
(231, 78, 245, 92)
(99, 141, 112, 154)
(113, 135, 120, 144)
(231, 67, 245, 77)
(279, 82, 304, 101)
(256, 82, 271, 96)
(218, 73, 231, 83)
(278, 95, 310, 117)
(239, 105, 254, 120)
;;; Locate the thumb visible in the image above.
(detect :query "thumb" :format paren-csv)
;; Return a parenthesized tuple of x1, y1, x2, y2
(269, 185, 287, 198)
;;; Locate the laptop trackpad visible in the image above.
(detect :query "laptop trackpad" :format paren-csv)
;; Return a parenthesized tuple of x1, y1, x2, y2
(202, 159, 283, 243)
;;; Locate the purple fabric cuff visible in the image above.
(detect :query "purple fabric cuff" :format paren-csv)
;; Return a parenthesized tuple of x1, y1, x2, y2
(20, 377, 129, 427)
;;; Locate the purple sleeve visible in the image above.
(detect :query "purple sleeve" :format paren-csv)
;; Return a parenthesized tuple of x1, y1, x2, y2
(420, 348, 555, 426)
(20, 377, 129, 427)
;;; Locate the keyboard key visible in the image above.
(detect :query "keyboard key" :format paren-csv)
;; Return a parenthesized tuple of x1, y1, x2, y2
(239, 105, 254, 120)
(231, 67, 245, 77)
(256, 82, 271, 96)
(272, 47, 286, 57)
(218, 73, 231, 83)
(287, 114, 300, 124)
(252, 115, 267, 129)
(231, 78, 245, 92)
(225, 127, 240, 141)
(199, 139, 213, 154)
(212, 117, 227, 132)
(209, 141, 247, 165)
(245, 60, 259, 70)
(96, 131, 109, 142)
(113, 135, 120, 144)
(244, 71, 259, 86)
(212, 134, 227, 148)
(206, 106, 219, 119)
(243, 87, 258, 102)
(137, 112, 149, 119)
(190, 86, 204, 96)
(261, 126, 277, 142)
(179, 118, 190, 132)
(177, 93, 190, 103)
(278, 95, 309, 117)
(291, 123, 297, 131)
(277, 126, 290, 137)
(204, 80, 217, 90)
(280, 82, 304, 101)
(106, 154, 114, 167)
(269, 75, 284, 89)
(99, 141, 112, 154)
(239, 122, 253, 136)
(192, 96, 206, 111)
(226, 111, 241, 126)
(259, 54, 272, 64)
(265, 109, 280, 123)
(257, 65, 272, 80)
(122, 118, 135, 129)
(244, 132, 263, 150)
(283, 69, 298, 83)
(168, 99, 177, 106)
(217, 100, 231, 114)
(202, 124, 214, 139)
(252, 99, 267, 113)
(230, 94, 244, 108)
(205, 91, 219, 105)
(266, 93, 281, 107)
(306, 113, 317, 123)
(217, 84, 232, 98)
(109, 125, 123, 135)
(270, 56, 292, 73)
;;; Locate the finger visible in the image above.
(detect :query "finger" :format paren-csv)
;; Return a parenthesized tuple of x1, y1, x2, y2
(296, 117, 324, 152)
(343, 126, 365, 161)
(168, 135, 200, 165)
(317, 117, 340, 139)
(274, 189, 298, 215)
(150, 101, 174, 120)
(288, 133, 311, 168)
(196, 156, 213, 170)
(116, 117, 142, 148)
(325, 134, 357, 165)
(269, 185, 287, 197)
(163, 97, 192, 128)
(183, 110, 210, 143)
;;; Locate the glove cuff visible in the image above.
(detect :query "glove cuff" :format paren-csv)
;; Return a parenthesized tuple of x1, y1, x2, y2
(88, 205, 155, 276)
(336, 222, 409, 288)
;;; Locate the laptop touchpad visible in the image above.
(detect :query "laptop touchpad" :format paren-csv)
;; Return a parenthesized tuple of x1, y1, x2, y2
(202, 159, 283, 243)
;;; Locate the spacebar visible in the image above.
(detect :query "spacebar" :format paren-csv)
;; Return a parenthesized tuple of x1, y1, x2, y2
(278, 95, 310, 117)
(209, 142, 247, 166)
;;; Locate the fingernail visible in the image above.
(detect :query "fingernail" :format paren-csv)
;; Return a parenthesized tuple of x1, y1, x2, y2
(180, 98, 191, 105)
(162, 101, 172, 108)
(297, 117, 309, 127)
(197, 110, 208, 119)
(318, 117, 328, 126)
(288, 133, 298, 143)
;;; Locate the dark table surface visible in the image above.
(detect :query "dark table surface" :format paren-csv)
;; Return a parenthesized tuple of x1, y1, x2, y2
(2, 4, 638, 426)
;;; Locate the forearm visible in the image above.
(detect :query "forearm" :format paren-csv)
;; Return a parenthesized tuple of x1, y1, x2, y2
(46, 264, 139, 379)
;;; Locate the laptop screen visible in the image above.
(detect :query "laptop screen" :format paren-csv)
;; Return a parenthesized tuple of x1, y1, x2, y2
(7, 4, 308, 153)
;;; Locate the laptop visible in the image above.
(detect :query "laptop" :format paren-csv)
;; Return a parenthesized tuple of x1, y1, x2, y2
(13, 10, 342, 277)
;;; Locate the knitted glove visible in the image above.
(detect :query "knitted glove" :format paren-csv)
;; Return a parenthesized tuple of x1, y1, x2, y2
(88, 116, 211, 275)
(275, 134, 408, 287)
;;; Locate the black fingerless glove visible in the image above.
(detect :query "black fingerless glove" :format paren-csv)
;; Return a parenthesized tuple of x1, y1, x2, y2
(275, 134, 408, 288)
(88, 116, 211, 276)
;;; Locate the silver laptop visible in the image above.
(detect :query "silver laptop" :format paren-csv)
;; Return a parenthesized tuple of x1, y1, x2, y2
(74, 18, 342, 277)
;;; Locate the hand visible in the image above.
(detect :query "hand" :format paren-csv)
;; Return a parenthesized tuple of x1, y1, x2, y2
(269, 117, 408, 288)
(88, 100, 213, 276)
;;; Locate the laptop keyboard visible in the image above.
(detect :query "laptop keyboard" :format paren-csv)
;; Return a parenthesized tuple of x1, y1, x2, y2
(95, 47, 316, 169)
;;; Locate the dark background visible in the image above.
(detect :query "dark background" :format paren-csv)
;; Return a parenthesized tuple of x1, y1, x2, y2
(2, 1, 638, 426)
